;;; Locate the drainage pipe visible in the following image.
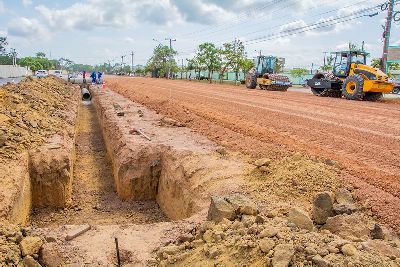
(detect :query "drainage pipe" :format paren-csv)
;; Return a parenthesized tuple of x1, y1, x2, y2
(81, 87, 91, 101)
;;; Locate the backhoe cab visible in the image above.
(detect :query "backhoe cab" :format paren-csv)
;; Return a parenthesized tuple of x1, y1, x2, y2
(245, 56, 292, 91)
(307, 51, 395, 101)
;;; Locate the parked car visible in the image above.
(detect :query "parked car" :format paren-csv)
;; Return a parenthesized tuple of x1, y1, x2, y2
(53, 70, 63, 78)
(392, 80, 400, 94)
(36, 70, 48, 78)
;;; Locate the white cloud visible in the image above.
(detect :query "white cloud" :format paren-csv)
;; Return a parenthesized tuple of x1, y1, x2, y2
(35, 0, 182, 32)
(7, 17, 50, 40)
(22, 0, 32, 7)
(0, 1, 5, 13)
(124, 37, 135, 44)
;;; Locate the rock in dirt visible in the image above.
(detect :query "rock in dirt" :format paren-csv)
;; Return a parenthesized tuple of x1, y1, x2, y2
(312, 254, 332, 267)
(159, 244, 180, 256)
(259, 238, 275, 253)
(370, 223, 385, 240)
(259, 226, 278, 238)
(335, 188, 353, 204)
(23, 255, 42, 267)
(362, 240, 400, 258)
(254, 158, 271, 167)
(224, 194, 259, 216)
(20, 236, 43, 256)
(341, 244, 357, 256)
(272, 244, 295, 267)
(65, 224, 91, 241)
(39, 243, 64, 266)
(288, 207, 313, 231)
(207, 196, 236, 222)
(323, 214, 370, 240)
(313, 191, 334, 224)
(333, 203, 357, 215)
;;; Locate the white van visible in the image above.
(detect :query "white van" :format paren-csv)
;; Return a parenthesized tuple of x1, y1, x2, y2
(36, 70, 48, 78)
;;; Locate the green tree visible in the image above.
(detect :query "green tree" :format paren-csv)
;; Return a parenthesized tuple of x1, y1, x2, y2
(196, 42, 221, 83)
(239, 58, 254, 79)
(371, 58, 381, 68)
(36, 52, 46, 58)
(19, 56, 53, 71)
(146, 44, 177, 78)
(186, 57, 201, 79)
(290, 68, 309, 79)
(218, 40, 247, 83)
(321, 55, 334, 71)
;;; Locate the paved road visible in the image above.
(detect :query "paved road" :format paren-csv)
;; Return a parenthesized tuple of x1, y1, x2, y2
(107, 76, 400, 233)
(0, 77, 24, 86)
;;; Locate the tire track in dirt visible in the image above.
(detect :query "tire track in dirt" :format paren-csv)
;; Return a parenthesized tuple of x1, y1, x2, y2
(106, 76, 400, 233)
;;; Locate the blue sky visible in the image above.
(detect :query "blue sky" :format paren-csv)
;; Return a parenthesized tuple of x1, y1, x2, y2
(0, 0, 399, 69)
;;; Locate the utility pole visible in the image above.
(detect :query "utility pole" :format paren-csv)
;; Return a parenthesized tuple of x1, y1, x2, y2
(165, 38, 176, 79)
(381, 0, 394, 73)
(181, 59, 183, 79)
(254, 50, 262, 57)
(121, 55, 126, 73)
(130, 51, 135, 74)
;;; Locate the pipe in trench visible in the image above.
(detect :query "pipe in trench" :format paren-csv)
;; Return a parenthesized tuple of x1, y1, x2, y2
(81, 87, 91, 101)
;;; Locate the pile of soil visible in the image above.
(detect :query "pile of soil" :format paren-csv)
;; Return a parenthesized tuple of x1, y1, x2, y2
(0, 77, 77, 160)
(245, 154, 342, 213)
(155, 207, 400, 267)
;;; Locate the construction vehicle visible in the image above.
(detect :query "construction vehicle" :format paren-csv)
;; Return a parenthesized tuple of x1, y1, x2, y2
(245, 56, 292, 91)
(307, 50, 395, 101)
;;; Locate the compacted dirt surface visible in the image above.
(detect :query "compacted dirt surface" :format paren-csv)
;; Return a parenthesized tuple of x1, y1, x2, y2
(106, 76, 400, 234)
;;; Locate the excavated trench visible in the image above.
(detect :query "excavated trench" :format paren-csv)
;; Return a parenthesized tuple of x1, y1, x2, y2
(25, 86, 245, 231)
(30, 100, 169, 227)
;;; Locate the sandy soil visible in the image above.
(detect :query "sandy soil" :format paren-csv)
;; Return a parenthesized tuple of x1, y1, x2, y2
(30, 101, 169, 227)
(106, 76, 400, 233)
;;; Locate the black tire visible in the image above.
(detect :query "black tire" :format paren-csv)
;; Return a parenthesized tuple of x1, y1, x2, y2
(392, 87, 400, 94)
(245, 73, 257, 89)
(363, 92, 383, 101)
(341, 74, 364, 100)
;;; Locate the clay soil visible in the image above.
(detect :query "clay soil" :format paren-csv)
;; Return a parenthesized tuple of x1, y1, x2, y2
(30, 101, 168, 227)
(106, 76, 400, 233)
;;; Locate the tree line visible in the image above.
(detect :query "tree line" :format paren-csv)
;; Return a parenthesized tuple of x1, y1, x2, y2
(145, 40, 285, 83)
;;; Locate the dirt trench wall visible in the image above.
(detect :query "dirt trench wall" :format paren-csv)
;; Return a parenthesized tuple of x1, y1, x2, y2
(29, 142, 74, 208)
(0, 154, 31, 225)
(92, 87, 249, 220)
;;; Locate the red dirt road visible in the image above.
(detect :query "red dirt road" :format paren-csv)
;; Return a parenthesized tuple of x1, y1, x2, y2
(106, 76, 400, 232)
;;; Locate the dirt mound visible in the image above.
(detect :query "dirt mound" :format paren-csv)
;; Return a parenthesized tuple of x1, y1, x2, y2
(0, 77, 77, 160)
(155, 201, 400, 266)
(245, 154, 342, 213)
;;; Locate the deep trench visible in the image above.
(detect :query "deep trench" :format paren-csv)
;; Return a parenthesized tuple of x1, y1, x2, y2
(30, 101, 169, 227)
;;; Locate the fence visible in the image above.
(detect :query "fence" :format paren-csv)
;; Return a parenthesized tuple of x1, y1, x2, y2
(0, 65, 32, 79)
(175, 70, 314, 85)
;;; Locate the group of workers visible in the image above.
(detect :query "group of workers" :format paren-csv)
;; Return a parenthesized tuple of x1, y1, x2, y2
(83, 70, 103, 84)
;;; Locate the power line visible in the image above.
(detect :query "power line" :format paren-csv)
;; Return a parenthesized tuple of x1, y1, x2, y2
(176, 0, 290, 39)
(176, 0, 373, 55)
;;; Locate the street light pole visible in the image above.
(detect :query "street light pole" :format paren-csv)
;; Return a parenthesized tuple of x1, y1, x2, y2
(381, 0, 394, 73)
(165, 38, 176, 79)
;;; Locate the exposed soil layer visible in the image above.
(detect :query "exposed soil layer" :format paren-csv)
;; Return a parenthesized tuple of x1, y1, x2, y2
(30, 101, 168, 227)
(106, 76, 400, 233)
